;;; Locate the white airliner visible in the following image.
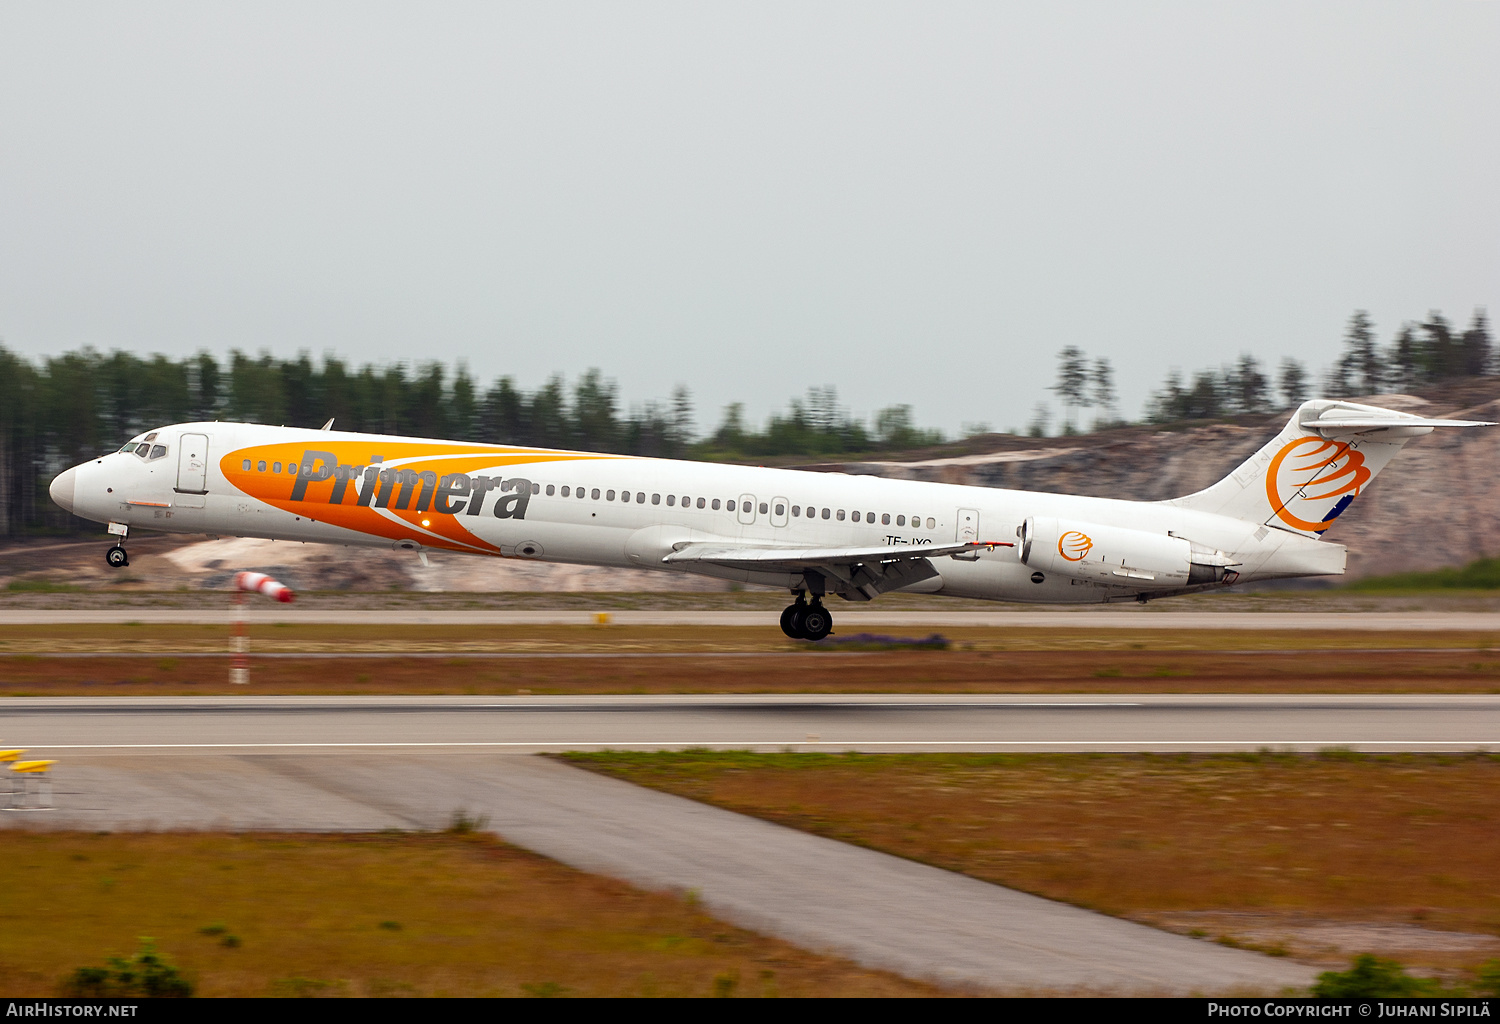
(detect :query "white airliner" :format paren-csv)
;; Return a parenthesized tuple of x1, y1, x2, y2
(48, 399, 1490, 640)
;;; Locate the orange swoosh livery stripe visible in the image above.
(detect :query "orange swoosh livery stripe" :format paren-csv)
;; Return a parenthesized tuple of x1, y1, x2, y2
(221, 441, 619, 554)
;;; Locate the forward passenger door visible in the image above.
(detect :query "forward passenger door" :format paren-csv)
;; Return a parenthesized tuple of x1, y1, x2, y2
(175, 433, 210, 509)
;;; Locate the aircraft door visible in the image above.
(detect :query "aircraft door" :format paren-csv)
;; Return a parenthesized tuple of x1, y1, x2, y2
(176, 433, 210, 507)
(957, 508, 979, 543)
(737, 493, 756, 525)
(954, 507, 980, 560)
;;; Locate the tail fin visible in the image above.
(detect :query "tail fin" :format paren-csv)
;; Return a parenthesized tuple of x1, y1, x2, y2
(1170, 399, 1493, 537)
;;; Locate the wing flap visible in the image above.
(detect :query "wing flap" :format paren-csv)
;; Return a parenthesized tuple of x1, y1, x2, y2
(661, 539, 1012, 569)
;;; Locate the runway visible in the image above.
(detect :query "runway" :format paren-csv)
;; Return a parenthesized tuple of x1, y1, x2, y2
(7, 608, 1500, 629)
(6, 693, 1499, 753)
(8, 692, 1454, 993)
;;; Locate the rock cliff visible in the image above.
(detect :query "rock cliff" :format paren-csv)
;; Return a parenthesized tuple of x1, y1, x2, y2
(805, 391, 1500, 579)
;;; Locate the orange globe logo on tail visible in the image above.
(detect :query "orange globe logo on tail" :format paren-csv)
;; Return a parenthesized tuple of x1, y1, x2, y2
(1265, 436, 1371, 533)
(1057, 530, 1094, 561)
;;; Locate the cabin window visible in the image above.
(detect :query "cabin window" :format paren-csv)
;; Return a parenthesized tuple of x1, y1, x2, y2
(882, 513, 891, 525)
(896, 515, 905, 526)
(532, 483, 541, 494)
(758, 502, 768, 514)
(926, 517, 936, 529)
(288, 463, 298, 475)
(711, 499, 721, 510)
(591, 488, 600, 499)
(791, 505, 800, 517)
(257, 460, 268, 472)
(696, 497, 705, 509)
(836, 510, 846, 521)
(578, 488, 586, 499)
(273, 462, 282, 473)
(910, 513, 920, 526)
(666, 495, 675, 506)
(606, 489, 616, 501)
(851, 511, 861, 522)
(621, 491, 631, 502)
(821, 507, 830, 519)
(242, 459, 251, 471)
(560, 485, 570, 497)
(546, 485, 555, 496)
(774, 503, 785, 516)
(725, 500, 736, 512)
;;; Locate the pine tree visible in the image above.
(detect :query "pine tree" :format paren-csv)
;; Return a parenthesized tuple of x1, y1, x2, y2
(1461, 307, 1493, 377)
(1090, 358, 1116, 426)
(1051, 346, 1090, 431)
(1387, 324, 1422, 390)
(1342, 310, 1384, 394)
(1278, 358, 1308, 408)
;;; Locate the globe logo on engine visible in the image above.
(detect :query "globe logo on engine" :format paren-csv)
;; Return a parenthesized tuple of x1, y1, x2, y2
(1057, 530, 1093, 561)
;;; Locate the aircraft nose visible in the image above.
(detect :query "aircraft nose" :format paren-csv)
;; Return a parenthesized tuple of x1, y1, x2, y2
(49, 466, 77, 514)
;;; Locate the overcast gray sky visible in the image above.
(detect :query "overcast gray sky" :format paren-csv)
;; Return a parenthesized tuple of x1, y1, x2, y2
(2, 2, 1496, 435)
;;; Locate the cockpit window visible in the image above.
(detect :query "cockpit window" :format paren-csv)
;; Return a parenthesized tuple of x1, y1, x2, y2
(135, 445, 150, 459)
(119, 442, 138, 453)
(149, 444, 168, 460)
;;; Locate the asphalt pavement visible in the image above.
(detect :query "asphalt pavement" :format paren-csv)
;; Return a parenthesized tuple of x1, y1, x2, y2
(3, 692, 1497, 753)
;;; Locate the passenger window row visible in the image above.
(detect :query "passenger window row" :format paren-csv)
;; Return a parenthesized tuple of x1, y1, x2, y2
(536, 488, 936, 529)
(791, 506, 935, 529)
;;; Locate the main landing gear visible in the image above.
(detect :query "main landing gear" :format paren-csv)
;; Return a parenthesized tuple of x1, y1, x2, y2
(780, 594, 833, 642)
(105, 544, 129, 568)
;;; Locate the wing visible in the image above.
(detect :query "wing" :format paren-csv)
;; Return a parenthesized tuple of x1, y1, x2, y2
(662, 539, 1014, 600)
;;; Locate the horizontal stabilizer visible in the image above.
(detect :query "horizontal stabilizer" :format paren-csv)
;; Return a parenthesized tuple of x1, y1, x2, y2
(1300, 414, 1495, 433)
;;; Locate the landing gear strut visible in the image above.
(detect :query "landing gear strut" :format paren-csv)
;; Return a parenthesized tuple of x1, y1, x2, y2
(105, 545, 129, 568)
(780, 594, 833, 642)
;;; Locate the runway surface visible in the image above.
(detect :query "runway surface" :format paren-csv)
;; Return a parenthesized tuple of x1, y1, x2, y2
(3, 751, 1314, 993)
(7, 608, 1500, 629)
(5, 693, 1499, 753)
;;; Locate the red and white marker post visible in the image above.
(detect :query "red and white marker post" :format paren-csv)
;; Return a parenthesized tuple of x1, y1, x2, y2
(230, 572, 295, 685)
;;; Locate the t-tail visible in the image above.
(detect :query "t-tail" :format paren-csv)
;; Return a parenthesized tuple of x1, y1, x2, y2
(1169, 399, 1494, 537)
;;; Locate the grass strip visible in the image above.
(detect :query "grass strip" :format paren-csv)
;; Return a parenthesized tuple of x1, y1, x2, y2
(5, 645, 1500, 695)
(563, 749, 1500, 978)
(0, 829, 934, 998)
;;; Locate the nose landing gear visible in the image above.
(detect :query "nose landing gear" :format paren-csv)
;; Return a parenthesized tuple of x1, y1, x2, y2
(780, 594, 833, 642)
(105, 545, 129, 568)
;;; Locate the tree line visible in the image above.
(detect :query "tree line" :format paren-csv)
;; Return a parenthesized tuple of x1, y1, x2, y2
(1046, 307, 1491, 429)
(1, 305, 1490, 536)
(0, 346, 943, 535)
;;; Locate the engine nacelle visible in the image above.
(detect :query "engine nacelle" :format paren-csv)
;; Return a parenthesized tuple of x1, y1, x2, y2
(1020, 517, 1193, 587)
